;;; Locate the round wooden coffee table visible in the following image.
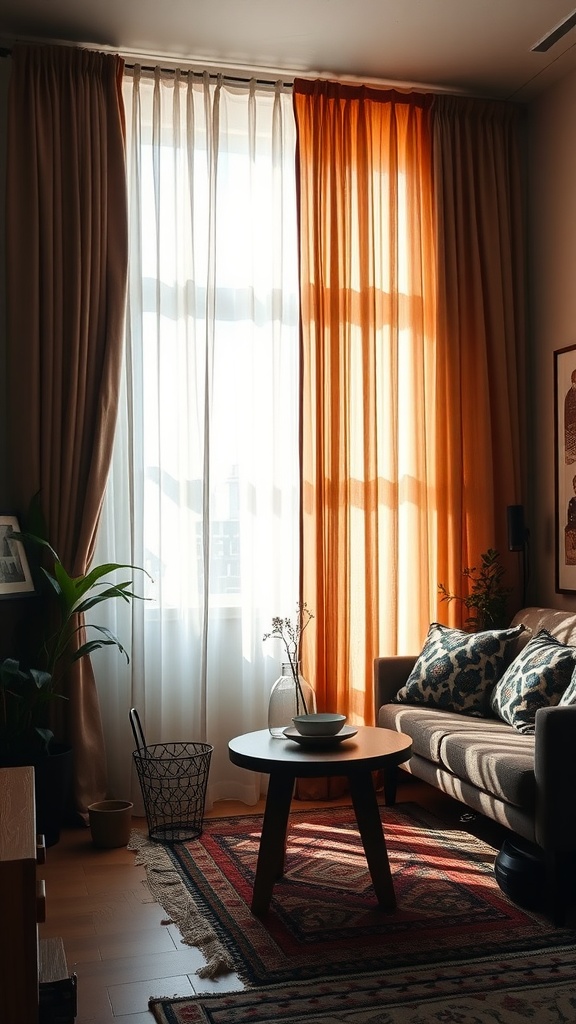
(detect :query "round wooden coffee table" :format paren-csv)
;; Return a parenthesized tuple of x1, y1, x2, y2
(228, 725, 412, 916)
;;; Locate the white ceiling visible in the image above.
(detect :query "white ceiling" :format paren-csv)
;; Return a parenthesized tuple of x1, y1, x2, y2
(2, 0, 576, 101)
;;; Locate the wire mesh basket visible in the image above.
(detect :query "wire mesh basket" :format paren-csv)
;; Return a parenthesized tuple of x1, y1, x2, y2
(130, 708, 213, 843)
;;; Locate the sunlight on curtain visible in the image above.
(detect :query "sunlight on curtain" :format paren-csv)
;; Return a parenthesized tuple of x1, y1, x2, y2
(294, 82, 525, 730)
(91, 68, 299, 807)
(293, 82, 437, 724)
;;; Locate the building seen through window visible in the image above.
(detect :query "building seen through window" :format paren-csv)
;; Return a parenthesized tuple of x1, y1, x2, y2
(197, 466, 240, 593)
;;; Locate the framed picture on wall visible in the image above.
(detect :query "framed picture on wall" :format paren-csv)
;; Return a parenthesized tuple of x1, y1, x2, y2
(555, 343, 576, 593)
(0, 515, 35, 598)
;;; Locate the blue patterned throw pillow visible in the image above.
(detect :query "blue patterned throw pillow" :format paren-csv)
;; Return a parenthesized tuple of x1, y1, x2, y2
(489, 629, 576, 733)
(395, 622, 526, 716)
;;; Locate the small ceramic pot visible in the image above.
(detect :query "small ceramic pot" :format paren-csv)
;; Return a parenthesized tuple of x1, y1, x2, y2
(88, 799, 134, 848)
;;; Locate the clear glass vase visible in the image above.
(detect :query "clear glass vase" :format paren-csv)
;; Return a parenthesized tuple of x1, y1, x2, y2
(268, 662, 317, 738)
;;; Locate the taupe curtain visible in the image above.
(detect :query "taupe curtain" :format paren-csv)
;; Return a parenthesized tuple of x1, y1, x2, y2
(5, 44, 128, 816)
(431, 95, 526, 613)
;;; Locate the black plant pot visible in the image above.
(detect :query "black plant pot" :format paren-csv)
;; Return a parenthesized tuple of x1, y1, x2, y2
(0, 743, 73, 847)
(494, 836, 547, 911)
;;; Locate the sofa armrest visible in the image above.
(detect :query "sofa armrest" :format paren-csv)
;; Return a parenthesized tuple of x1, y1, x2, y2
(373, 655, 417, 717)
(534, 703, 576, 852)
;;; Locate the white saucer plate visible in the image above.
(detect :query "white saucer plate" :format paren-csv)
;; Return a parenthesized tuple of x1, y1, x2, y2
(282, 725, 358, 746)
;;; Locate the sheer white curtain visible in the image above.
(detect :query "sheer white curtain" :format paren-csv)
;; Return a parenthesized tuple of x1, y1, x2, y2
(91, 67, 300, 809)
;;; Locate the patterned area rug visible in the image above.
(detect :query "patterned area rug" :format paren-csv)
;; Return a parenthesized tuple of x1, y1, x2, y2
(149, 949, 576, 1023)
(162, 802, 576, 986)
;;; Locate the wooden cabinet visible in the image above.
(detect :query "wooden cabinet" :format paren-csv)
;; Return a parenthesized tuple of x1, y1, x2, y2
(0, 766, 76, 1024)
(0, 765, 42, 1023)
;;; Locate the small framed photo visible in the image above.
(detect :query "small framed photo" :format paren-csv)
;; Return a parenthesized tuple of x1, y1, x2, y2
(0, 515, 35, 598)
(555, 343, 576, 593)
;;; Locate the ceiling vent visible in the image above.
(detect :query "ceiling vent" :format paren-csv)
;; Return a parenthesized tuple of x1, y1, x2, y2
(531, 9, 576, 52)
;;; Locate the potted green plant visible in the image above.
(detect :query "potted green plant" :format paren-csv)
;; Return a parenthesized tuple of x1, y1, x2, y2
(0, 658, 54, 757)
(0, 530, 148, 843)
(438, 548, 512, 631)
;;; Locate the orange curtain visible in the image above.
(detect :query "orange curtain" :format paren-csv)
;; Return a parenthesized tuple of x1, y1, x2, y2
(293, 80, 525, 728)
(6, 44, 128, 816)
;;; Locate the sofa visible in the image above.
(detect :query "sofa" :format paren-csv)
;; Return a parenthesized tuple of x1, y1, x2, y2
(374, 606, 576, 922)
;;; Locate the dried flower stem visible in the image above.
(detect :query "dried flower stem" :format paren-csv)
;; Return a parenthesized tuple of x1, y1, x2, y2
(263, 602, 314, 715)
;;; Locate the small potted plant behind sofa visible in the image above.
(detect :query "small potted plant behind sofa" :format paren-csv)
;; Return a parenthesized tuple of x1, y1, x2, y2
(438, 548, 511, 631)
(0, 527, 148, 844)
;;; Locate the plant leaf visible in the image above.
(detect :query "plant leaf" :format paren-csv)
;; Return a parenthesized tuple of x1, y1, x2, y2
(35, 727, 55, 752)
(79, 562, 150, 594)
(29, 669, 52, 690)
(13, 531, 60, 563)
(53, 560, 79, 611)
(73, 582, 145, 614)
(40, 565, 62, 597)
(71, 625, 130, 664)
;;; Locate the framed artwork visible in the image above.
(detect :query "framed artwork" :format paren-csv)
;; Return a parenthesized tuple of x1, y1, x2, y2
(0, 515, 35, 598)
(555, 343, 576, 592)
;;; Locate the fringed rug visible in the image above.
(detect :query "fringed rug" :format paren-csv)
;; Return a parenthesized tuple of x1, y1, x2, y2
(148, 948, 576, 1023)
(129, 830, 236, 978)
(133, 802, 576, 988)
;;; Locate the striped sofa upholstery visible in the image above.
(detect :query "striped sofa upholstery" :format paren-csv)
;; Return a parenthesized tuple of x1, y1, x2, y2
(374, 607, 576, 922)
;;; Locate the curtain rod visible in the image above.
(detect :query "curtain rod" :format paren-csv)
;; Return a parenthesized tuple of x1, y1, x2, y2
(124, 62, 293, 89)
(0, 42, 475, 98)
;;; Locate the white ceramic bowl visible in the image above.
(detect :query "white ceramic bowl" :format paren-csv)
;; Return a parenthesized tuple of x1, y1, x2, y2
(292, 712, 347, 736)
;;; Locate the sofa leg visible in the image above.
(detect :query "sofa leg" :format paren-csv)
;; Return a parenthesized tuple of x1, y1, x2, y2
(546, 852, 576, 926)
(383, 767, 397, 806)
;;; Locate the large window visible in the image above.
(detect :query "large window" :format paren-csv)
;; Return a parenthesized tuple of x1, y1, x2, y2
(92, 69, 300, 806)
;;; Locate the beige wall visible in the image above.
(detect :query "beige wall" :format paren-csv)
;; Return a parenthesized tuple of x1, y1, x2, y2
(529, 67, 576, 610)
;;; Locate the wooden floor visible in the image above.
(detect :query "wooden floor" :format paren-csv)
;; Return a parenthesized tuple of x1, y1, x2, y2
(39, 801, 254, 1024)
(38, 777, 503, 1023)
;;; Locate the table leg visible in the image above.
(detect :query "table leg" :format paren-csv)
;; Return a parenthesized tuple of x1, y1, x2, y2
(348, 769, 396, 910)
(251, 771, 294, 916)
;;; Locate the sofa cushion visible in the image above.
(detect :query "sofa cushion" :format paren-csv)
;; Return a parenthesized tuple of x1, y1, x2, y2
(379, 704, 461, 761)
(379, 703, 535, 808)
(439, 732, 535, 808)
(379, 703, 514, 760)
(489, 629, 576, 734)
(394, 622, 526, 716)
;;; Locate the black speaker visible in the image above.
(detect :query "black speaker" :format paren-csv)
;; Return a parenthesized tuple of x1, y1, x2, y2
(507, 505, 525, 552)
